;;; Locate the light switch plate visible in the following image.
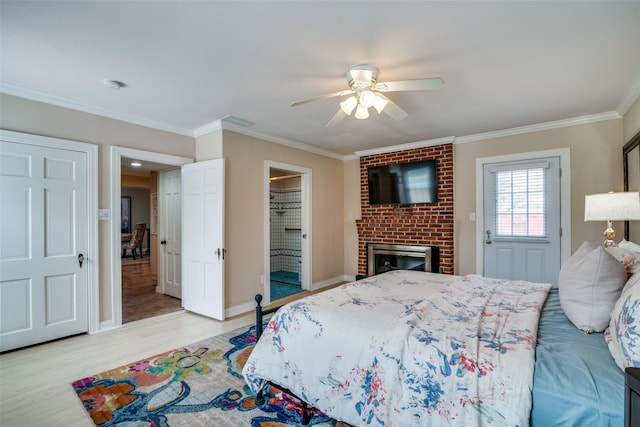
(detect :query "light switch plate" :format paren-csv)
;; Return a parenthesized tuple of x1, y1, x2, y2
(98, 209, 111, 220)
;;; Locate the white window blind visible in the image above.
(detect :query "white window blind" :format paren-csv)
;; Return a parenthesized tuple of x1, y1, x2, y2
(492, 163, 547, 238)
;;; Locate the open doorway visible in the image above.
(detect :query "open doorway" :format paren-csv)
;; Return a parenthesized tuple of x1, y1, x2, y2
(269, 171, 303, 300)
(264, 161, 312, 304)
(120, 162, 182, 323)
(111, 147, 192, 326)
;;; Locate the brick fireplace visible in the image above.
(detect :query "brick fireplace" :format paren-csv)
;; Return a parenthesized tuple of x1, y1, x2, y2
(356, 143, 454, 275)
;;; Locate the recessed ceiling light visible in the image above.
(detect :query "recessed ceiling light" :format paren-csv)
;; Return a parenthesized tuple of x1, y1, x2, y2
(130, 161, 142, 167)
(103, 79, 125, 90)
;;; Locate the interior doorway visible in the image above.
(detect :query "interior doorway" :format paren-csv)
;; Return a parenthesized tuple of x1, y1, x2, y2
(269, 170, 303, 300)
(111, 147, 192, 327)
(120, 165, 182, 323)
(264, 161, 312, 305)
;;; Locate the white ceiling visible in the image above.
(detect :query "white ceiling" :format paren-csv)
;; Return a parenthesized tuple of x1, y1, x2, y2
(2, 1, 639, 157)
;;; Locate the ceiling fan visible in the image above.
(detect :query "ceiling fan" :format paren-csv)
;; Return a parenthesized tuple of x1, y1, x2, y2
(290, 64, 444, 127)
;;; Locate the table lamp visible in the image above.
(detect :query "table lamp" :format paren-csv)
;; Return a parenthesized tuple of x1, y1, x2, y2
(584, 191, 640, 247)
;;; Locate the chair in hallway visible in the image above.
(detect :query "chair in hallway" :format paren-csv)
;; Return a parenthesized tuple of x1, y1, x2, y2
(122, 223, 147, 259)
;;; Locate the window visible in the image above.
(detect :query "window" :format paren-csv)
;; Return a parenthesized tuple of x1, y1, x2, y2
(493, 164, 547, 238)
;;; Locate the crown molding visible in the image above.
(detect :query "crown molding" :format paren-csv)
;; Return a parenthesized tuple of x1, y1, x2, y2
(0, 83, 195, 137)
(618, 73, 640, 116)
(198, 120, 347, 160)
(193, 120, 223, 137)
(453, 111, 622, 145)
(2, 82, 626, 161)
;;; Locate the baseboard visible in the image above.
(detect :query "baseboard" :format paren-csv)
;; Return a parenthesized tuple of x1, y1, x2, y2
(226, 300, 256, 319)
(308, 275, 355, 291)
(96, 320, 119, 334)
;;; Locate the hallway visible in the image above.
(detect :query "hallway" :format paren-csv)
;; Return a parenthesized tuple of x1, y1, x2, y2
(122, 257, 182, 323)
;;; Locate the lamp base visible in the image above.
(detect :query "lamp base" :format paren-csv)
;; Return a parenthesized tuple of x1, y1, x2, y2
(603, 226, 616, 248)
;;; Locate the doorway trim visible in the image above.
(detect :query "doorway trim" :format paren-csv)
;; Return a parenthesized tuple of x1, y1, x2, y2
(109, 146, 192, 329)
(263, 160, 312, 305)
(474, 148, 571, 275)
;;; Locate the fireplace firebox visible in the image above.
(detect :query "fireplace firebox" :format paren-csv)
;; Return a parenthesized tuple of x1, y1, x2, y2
(367, 243, 440, 277)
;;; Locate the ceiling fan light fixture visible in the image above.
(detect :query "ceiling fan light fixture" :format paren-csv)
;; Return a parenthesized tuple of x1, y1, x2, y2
(340, 96, 358, 115)
(372, 93, 389, 113)
(349, 68, 374, 87)
(359, 90, 376, 108)
(354, 104, 370, 120)
(290, 64, 443, 125)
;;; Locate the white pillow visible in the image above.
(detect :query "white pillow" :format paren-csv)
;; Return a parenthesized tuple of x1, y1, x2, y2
(559, 241, 627, 333)
(619, 239, 640, 254)
(608, 273, 640, 370)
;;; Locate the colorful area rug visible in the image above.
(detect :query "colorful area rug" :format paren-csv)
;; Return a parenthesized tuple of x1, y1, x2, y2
(71, 324, 339, 426)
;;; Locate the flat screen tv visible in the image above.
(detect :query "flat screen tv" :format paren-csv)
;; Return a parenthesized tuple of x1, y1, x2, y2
(368, 159, 438, 205)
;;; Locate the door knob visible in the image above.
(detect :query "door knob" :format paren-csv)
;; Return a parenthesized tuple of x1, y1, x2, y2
(485, 230, 492, 244)
(160, 240, 167, 245)
(78, 253, 85, 268)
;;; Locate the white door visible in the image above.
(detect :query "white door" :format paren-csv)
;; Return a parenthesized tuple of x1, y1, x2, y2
(182, 159, 225, 320)
(159, 169, 182, 298)
(0, 140, 89, 351)
(483, 157, 561, 285)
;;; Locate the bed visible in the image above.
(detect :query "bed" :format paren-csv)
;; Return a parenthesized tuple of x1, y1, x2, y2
(242, 269, 625, 426)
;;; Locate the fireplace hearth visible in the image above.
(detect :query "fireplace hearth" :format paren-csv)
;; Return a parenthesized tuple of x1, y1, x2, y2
(367, 243, 440, 277)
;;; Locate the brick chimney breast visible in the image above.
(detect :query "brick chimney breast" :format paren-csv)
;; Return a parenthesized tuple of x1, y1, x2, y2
(356, 143, 454, 275)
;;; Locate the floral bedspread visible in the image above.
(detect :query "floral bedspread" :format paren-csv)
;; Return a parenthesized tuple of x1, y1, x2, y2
(243, 270, 551, 426)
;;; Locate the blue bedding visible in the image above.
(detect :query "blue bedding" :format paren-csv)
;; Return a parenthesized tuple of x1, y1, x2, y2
(531, 287, 624, 426)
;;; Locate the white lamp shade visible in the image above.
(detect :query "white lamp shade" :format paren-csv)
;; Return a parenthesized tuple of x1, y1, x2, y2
(584, 192, 640, 221)
(340, 96, 357, 115)
(354, 104, 370, 119)
(372, 94, 389, 113)
(359, 90, 376, 108)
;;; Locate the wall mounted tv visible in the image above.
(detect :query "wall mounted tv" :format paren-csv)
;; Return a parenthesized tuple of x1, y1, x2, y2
(368, 159, 438, 205)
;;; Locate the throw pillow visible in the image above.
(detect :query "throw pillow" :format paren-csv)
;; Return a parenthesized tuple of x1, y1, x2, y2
(619, 239, 640, 254)
(559, 241, 628, 333)
(608, 273, 640, 370)
(606, 245, 640, 278)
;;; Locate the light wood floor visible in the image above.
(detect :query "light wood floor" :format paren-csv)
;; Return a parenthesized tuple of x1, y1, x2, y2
(0, 283, 344, 426)
(0, 310, 255, 426)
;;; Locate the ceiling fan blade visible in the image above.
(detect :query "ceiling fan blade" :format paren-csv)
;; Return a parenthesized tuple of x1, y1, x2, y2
(326, 109, 348, 127)
(378, 95, 408, 121)
(290, 89, 353, 107)
(375, 77, 444, 92)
